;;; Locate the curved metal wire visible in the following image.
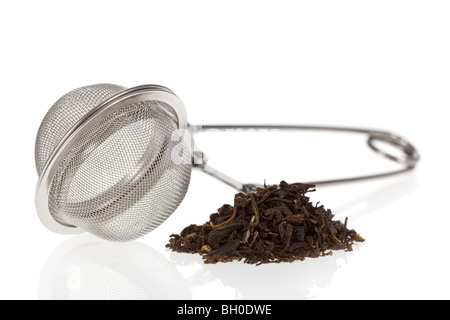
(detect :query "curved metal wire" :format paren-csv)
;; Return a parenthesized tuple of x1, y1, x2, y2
(192, 124, 420, 192)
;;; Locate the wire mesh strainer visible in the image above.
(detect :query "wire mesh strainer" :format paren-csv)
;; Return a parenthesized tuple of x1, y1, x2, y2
(35, 84, 419, 242)
(35, 85, 191, 241)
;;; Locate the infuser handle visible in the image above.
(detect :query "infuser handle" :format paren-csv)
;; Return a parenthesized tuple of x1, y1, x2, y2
(191, 124, 420, 192)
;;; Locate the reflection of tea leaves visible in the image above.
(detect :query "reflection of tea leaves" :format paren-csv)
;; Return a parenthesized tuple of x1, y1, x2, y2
(40, 236, 191, 300)
(169, 250, 348, 300)
(204, 255, 344, 300)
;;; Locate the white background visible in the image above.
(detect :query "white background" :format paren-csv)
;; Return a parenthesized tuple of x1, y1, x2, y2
(1, 0, 449, 300)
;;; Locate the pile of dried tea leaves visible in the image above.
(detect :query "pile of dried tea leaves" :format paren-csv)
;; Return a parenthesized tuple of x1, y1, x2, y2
(167, 181, 365, 265)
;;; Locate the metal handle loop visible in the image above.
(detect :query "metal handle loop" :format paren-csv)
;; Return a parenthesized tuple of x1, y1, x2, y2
(367, 132, 419, 168)
(191, 124, 419, 192)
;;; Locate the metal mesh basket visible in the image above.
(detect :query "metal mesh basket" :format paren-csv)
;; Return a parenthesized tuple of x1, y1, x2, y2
(35, 84, 192, 241)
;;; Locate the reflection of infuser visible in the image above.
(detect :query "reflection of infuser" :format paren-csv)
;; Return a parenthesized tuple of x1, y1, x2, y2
(39, 236, 191, 300)
(40, 236, 344, 300)
(35, 84, 420, 241)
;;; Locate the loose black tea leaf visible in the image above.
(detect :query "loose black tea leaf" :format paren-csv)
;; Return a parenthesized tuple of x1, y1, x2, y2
(167, 181, 365, 265)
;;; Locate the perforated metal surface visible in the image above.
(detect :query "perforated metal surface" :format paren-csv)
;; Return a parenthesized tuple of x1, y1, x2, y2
(35, 84, 126, 176)
(35, 84, 192, 241)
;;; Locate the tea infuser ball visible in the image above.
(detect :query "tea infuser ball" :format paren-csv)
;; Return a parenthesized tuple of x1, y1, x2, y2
(35, 84, 192, 241)
(35, 84, 419, 242)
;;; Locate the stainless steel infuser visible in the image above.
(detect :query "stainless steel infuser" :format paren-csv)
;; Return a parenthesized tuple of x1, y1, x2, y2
(35, 84, 419, 241)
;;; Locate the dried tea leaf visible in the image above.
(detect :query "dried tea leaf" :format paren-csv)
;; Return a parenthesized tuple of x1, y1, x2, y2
(167, 181, 365, 265)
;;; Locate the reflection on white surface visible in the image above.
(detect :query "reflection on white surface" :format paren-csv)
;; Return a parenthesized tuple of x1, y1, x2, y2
(40, 173, 418, 300)
(41, 235, 347, 300)
(39, 236, 191, 300)
(332, 173, 419, 220)
(170, 250, 348, 300)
